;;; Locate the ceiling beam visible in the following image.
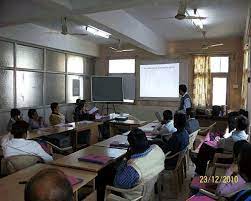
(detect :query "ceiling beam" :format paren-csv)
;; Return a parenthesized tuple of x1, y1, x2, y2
(84, 10, 166, 55)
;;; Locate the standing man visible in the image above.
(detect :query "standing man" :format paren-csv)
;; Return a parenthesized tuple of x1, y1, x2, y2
(179, 84, 192, 113)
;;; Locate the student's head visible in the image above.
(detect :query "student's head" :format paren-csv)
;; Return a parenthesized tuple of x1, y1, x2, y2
(163, 110, 173, 121)
(24, 168, 73, 201)
(11, 120, 29, 139)
(174, 112, 187, 131)
(28, 109, 38, 120)
(10, 108, 21, 121)
(239, 109, 248, 119)
(78, 100, 86, 108)
(233, 140, 248, 163)
(50, 102, 59, 113)
(179, 84, 187, 96)
(236, 115, 249, 131)
(186, 108, 196, 119)
(76, 99, 81, 105)
(127, 128, 150, 154)
(238, 143, 251, 182)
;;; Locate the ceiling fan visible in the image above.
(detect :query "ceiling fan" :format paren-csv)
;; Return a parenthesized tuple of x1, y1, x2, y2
(46, 17, 88, 36)
(154, 0, 206, 20)
(201, 31, 224, 50)
(109, 39, 135, 53)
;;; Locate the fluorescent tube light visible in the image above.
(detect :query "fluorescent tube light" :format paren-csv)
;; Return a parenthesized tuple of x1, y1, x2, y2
(86, 25, 111, 38)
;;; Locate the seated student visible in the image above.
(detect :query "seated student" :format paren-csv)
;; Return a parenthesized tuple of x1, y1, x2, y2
(217, 115, 249, 153)
(49, 102, 66, 126)
(185, 108, 200, 134)
(152, 110, 177, 137)
(1, 121, 53, 162)
(28, 109, 47, 130)
(215, 140, 247, 196)
(226, 143, 251, 200)
(194, 115, 249, 175)
(73, 100, 95, 122)
(25, 168, 73, 201)
(7, 108, 22, 132)
(161, 112, 189, 169)
(113, 128, 165, 199)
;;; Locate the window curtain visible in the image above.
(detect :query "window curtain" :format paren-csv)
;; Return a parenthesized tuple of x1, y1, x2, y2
(241, 50, 249, 109)
(193, 56, 211, 107)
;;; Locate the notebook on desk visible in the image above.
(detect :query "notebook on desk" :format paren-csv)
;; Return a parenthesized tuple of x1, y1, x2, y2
(78, 154, 113, 165)
(186, 194, 215, 201)
(66, 175, 83, 186)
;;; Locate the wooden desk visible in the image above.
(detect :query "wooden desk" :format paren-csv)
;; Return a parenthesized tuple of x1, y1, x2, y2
(109, 120, 147, 136)
(69, 121, 103, 146)
(94, 135, 128, 149)
(138, 121, 159, 133)
(52, 145, 126, 172)
(0, 163, 97, 201)
(27, 121, 102, 150)
(27, 125, 74, 139)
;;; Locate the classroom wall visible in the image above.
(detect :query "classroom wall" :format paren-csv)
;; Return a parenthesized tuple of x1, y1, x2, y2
(0, 36, 96, 135)
(95, 37, 244, 121)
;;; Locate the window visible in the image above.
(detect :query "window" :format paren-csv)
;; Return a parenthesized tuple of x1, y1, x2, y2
(109, 59, 135, 102)
(212, 77, 227, 105)
(210, 56, 229, 106)
(210, 57, 229, 73)
(109, 59, 135, 73)
(67, 55, 84, 74)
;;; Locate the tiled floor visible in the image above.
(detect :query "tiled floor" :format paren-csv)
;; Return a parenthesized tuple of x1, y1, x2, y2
(157, 161, 196, 201)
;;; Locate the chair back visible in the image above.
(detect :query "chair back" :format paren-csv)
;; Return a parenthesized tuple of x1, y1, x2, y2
(1, 155, 42, 175)
(174, 147, 188, 171)
(188, 129, 200, 150)
(141, 174, 159, 201)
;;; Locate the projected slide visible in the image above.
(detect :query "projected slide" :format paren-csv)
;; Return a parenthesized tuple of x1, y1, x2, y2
(140, 63, 179, 98)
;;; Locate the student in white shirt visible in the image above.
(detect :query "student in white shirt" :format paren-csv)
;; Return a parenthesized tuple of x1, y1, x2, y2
(152, 110, 177, 138)
(1, 121, 53, 162)
(217, 115, 249, 152)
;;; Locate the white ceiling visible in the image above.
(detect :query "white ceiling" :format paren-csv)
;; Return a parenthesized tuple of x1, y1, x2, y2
(35, 19, 117, 45)
(126, 0, 250, 40)
(0, 0, 250, 55)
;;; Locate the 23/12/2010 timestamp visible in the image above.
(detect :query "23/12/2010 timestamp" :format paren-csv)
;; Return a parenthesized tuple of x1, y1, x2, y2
(200, 176, 239, 184)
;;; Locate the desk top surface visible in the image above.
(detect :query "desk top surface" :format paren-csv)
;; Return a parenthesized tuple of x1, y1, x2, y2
(94, 135, 128, 149)
(27, 121, 102, 139)
(109, 119, 147, 126)
(0, 163, 97, 201)
(52, 145, 126, 172)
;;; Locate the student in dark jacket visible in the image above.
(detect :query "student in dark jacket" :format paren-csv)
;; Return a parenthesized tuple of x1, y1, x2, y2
(73, 100, 95, 122)
(162, 111, 189, 169)
(185, 108, 200, 134)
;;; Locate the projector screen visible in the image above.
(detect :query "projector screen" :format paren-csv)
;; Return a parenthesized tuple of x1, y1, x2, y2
(140, 63, 179, 98)
(91, 76, 123, 102)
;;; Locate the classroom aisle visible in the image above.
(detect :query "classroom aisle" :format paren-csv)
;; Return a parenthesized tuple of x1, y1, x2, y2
(159, 161, 195, 201)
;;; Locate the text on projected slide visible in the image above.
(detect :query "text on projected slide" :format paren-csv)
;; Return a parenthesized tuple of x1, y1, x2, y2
(140, 63, 179, 98)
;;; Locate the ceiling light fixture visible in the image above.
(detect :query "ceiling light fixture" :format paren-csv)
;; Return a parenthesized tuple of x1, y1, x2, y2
(85, 25, 111, 38)
(187, 9, 204, 30)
